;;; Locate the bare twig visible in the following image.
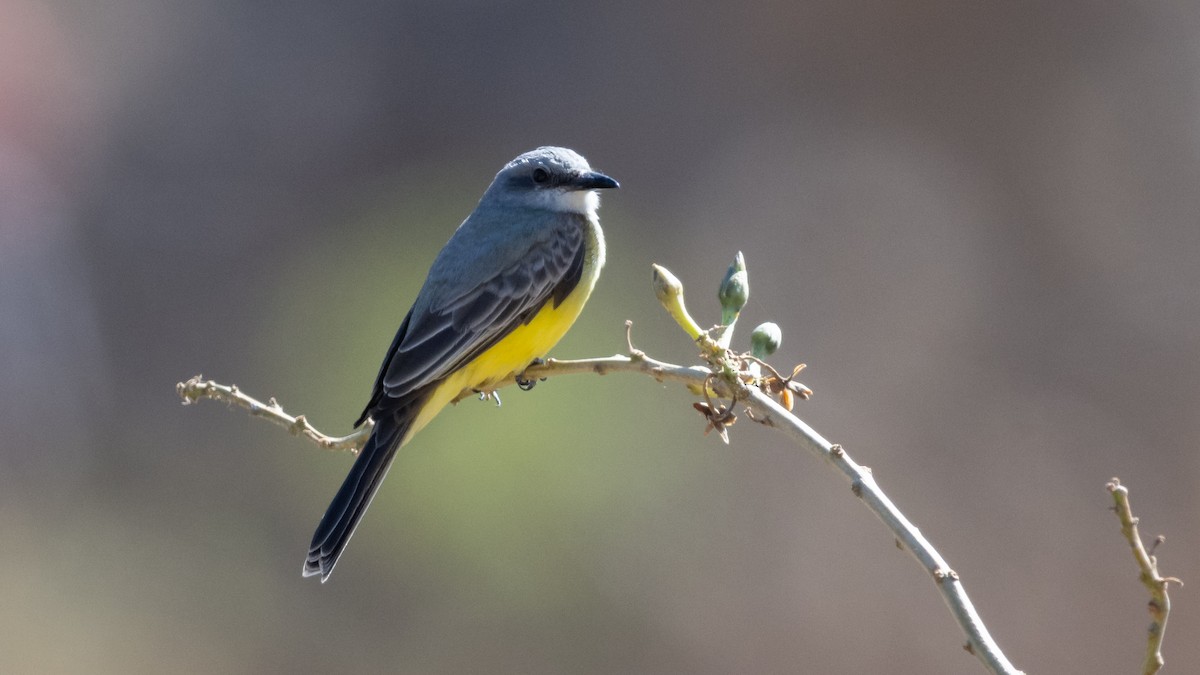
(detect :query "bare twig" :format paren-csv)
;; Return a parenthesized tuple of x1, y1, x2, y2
(176, 375, 370, 454)
(1107, 478, 1181, 675)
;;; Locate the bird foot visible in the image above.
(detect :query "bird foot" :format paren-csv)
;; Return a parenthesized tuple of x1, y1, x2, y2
(474, 389, 502, 406)
(515, 359, 547, 391)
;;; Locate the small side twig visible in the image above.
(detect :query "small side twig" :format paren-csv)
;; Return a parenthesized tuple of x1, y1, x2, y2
(1107, 478, 1181, 675)
(176, 375, 370, 454)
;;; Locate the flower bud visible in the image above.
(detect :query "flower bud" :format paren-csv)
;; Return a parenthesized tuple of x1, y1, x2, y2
(717, 251, 749, 326)
(652, 263, 683, 305)
(652, 263, 703, 339)
(750, 321, 782, 359)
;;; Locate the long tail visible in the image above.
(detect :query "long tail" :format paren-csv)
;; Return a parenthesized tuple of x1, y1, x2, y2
(303, 412, 412, 582)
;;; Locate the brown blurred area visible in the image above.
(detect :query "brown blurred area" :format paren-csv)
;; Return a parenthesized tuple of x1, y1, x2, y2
(2, 1, 1198, 672)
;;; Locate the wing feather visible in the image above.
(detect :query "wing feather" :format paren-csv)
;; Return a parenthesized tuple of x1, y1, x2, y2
(356, 220, 585, 424)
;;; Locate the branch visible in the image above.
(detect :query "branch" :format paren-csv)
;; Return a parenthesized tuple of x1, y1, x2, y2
(740, 386, 1022, 674)
(174, 347, 1018, 674)
(1106, 478, 1181, 675)
(176, 376, 370, 454)
(534, 356, 1023, 674)
(176, 256, 1025, 674)
(525, 358, 1020, 673)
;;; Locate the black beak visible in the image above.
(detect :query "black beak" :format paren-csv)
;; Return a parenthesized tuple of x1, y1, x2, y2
(573, 170, 620, 191)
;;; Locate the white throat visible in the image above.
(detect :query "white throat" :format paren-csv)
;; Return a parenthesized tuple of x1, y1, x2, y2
(532, 188, 600, 216)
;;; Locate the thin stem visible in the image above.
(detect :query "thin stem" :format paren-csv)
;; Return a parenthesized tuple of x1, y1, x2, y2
(176, 375, 370, 454)
(739, 386, 1023, 675)
(1107, 478, 1180, 675)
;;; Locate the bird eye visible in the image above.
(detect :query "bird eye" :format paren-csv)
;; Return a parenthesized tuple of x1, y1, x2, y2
(532, 167, 550, 184)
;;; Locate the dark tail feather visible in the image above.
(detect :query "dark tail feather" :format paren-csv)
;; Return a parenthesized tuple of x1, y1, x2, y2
(303, 414, 411, 582)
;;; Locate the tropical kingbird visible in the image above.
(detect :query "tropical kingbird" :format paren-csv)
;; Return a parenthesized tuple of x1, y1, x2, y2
(303, 147, 618, 581)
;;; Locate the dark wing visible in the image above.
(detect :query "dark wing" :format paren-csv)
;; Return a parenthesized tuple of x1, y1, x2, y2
(355, 221, 585, 426)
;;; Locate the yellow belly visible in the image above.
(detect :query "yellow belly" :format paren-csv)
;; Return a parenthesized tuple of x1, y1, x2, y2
(405, 222, 604, 441)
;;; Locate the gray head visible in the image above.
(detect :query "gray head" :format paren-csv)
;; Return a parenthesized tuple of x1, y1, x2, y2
(484, 146, 619, 215)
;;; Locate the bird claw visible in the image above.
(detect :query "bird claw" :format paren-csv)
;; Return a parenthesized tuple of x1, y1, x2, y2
(515, 358, 547, 391)
(474, 389, 502, 406)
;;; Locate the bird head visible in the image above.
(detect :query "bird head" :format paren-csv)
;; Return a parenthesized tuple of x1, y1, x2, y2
(488, 146, 619, 215)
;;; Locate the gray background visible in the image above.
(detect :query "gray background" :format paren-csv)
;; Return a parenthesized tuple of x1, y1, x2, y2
(3, 1, 1198, 672)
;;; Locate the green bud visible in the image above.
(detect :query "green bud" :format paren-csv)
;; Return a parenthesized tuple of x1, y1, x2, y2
(751, 322, 783, 359)
(718, 251, 749, 326)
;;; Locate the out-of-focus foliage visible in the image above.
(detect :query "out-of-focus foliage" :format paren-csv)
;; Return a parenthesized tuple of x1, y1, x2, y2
(3, 1, 1199, 673)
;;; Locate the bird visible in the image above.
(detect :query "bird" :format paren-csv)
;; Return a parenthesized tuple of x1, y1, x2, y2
(303, 146, 619, 581)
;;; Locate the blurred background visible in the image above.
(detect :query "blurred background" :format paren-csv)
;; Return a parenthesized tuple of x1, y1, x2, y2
(2, 1, 1198, 672)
